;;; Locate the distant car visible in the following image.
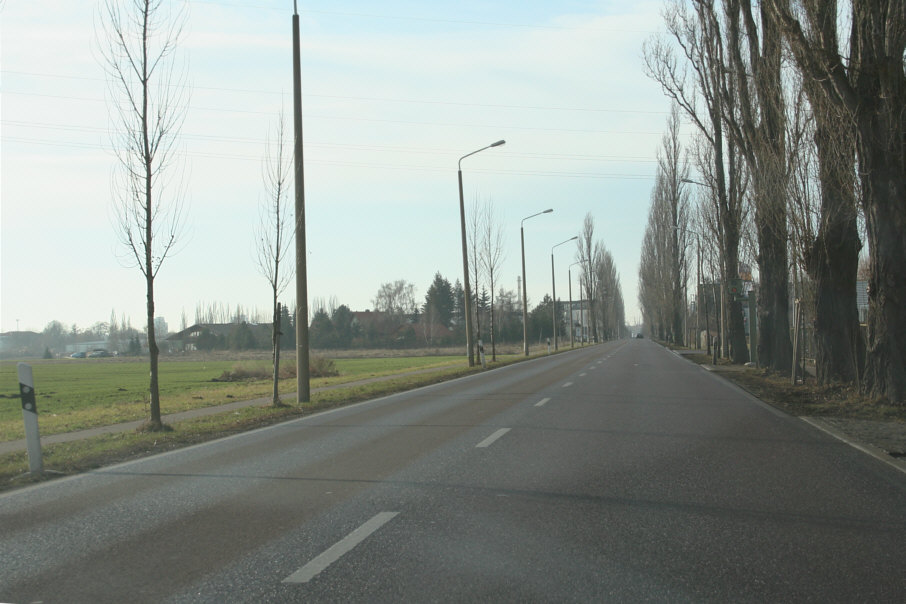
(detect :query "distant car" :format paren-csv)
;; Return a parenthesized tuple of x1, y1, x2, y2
(88, 350, 111, 358)
(636, 333, 644, 339)
(70, 352, 86, 358)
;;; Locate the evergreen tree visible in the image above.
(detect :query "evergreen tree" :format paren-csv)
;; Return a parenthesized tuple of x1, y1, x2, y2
(423, 272, 455, 327)
(309, 308, 335, 349)
(331, 304, 355, 349)
(527, 294, 555, 344)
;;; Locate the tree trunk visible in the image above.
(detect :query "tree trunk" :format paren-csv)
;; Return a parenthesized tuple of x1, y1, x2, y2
(721, 190, 750, 365)
(146, 276, 162, 429)
(861, 156, 906, 404)
(754, 202, 791, 372)
(772, 0, 906, 403)
(711, 89, 748, 364)
(490, 292, 497, 362)
(807, 116, 862, 385)
(853, 0, 906, 403)
(272, 300, 282, 406)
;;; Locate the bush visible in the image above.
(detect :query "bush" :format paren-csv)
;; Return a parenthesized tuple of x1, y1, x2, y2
(214, 361, 270, 382)
(214, 356, 338, 382)
(310, 355, 338, 377)
(275, 356, 338, 378)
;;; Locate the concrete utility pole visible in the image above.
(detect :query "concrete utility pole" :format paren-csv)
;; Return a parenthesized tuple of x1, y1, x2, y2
(292, 2, 310, 402)
(521, 209, 553, 356)
(551, 236, 577, 351)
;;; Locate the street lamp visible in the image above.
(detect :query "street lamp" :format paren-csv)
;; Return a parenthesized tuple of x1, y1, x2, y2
(521, 209, 553, 356)
(551, 236, 578, 351)
(569, 261, 582, 348)
(458, 139, 505, 367)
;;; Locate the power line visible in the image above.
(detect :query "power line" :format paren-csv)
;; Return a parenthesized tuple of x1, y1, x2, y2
(5, 136, 654, 180)
(2, 70, 669, 116)
(3, 122, 659, 164)
(188, 1, 661, 34)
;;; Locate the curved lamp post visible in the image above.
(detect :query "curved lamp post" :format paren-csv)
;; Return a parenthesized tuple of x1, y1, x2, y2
(521, 209, 553, 356)
(458, 139, 505, 366)
(551, 236, 578, 351)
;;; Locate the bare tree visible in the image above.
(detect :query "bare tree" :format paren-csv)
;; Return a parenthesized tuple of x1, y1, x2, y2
(99, 0, 188, 430)
(769, 0, 905, 404)
(662, 106, 691, 344)
(721, 0, 792, 372)
(372, 280, 417, 320)
(639, 107, 696, 346)
(786, 74, 862, 386)
(255, 110, 294, 406)
(467, 196, 486, 350)
(644, 0, 749, 363)
(576, 213, 599, 342)
(595, 247, 625, 340)
(479, 199, 506, 361)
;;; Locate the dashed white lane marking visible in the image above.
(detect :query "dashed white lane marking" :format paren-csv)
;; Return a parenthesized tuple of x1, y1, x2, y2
(562, 382, 574, 388)
(284, 512, 399, 584)
(476, 428, 510, 448)
(534, 397, 551, 407)
(579, 372, 587, 377)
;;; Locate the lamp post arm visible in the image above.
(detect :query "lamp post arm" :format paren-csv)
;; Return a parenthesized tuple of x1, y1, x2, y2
(459, 139, 506, 170)
(522, 208, 553, 227)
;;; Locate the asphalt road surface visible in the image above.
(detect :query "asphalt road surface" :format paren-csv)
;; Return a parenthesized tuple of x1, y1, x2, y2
(2, 340, 905, 602)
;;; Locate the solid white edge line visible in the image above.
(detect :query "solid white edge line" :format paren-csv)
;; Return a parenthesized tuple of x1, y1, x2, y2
(534, 397, 551, 407)
(801, 417, 906, 475)
(283, 512, 400, 584)
(476, 428, 510, 448)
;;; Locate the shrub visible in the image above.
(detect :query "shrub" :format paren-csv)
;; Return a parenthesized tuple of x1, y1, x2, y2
(214, 357, 338, 381)
(310, 355, 338, 378)
(215, 361, 270, 382)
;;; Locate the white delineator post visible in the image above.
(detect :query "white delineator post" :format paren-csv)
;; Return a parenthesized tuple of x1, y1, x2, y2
(17, 362, 43, 474)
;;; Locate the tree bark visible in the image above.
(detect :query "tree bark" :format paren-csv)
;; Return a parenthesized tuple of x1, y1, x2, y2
(724, 0, 789, 371)
(806, 107, 863, 385)
(861, 148, 906, 403)
(770, 0, 906, 403)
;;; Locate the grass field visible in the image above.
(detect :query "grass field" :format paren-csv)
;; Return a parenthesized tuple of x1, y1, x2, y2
(0, 354, 466, 441)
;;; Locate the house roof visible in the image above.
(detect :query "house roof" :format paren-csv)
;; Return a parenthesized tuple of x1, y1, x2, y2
(168, 323, 271, 340)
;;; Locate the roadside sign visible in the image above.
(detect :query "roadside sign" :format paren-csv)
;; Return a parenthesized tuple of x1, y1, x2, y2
(17, 362, 43, 474)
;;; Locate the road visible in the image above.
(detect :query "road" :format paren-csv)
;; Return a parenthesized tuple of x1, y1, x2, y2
(2, 340, 904, 602)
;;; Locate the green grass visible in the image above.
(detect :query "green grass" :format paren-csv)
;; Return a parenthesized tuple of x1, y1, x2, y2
(0, 357, 487, 490)
(0, 349, 551, 490)
(0, 355, 466, 441)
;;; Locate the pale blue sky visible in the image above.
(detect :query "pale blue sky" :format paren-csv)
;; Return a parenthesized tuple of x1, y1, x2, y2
(1, 0, 674, 333)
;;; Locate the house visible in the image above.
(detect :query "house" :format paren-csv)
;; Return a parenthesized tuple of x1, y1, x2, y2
(167, 323, 272, 351)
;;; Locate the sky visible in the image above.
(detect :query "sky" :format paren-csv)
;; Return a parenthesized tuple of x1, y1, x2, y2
(1, 0, 676, 335)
